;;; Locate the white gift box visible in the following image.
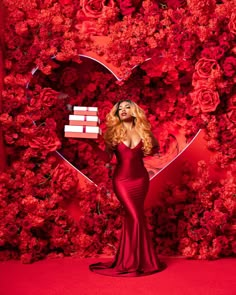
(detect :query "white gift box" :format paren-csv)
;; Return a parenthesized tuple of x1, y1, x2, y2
(64, 125, 102, 139)
(69, 115, 100, 126)
(73, 106, 98, 116)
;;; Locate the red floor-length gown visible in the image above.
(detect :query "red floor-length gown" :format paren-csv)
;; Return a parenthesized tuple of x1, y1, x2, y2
(89, 140, 165, 277)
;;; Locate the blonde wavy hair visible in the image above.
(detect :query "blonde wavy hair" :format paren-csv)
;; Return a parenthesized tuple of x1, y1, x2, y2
(104, 100, 153, 155)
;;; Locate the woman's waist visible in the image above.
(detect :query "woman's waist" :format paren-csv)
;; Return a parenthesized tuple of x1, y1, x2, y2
(115, 161, 145, 170)
(113, 165, 148, 178)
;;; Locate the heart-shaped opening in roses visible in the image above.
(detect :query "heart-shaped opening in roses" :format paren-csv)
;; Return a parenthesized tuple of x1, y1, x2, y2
(26, 56, 199, 187)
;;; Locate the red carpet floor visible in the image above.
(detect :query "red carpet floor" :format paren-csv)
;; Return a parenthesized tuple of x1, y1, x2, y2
(0, 256, 235, 295)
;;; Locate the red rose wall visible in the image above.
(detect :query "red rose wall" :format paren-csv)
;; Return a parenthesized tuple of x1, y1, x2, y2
(0, 0, 235, 263)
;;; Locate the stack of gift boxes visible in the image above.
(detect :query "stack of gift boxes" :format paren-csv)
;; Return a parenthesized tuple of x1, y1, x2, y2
(64, 106, 101, 138)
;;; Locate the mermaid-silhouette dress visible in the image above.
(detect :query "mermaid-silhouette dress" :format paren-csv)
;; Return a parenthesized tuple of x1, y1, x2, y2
(89, 140, 164, 277)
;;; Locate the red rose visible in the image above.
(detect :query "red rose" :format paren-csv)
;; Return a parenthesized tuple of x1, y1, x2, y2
(15, 21, 28, 36)
(29, 126, 61, 152)
(219, 38, 231, 53)
(12, 49, 23, 61)
(163, 70, 179, 85)
(22, 218, 33, 230)
(228, 94, 236, 110)
(222, 56, 236, 77)
(163, 0, 186, 9)
(28, 45, 41, 58)
(20, 253, 33, 264)
(195, 58, 220, 79)
(192, 77, 215, 90)
(179, 238, 198, 257)
(118, 0, 141, 15)
(169, 9, 184, 23)
(76, 233, 94, 248)
(45, 118, 57, 131)
(29, 214, 45, 227)
(9, 9, 25, 22)
(4, 33, 23, 50)
(51, 226, 65, 237)
(4, 132, 19, 145)
(191, 88, 220, 113)
(5, 224, 18, 237)
(187, 0, 216, 17)
(60, 67, 79, 86)
(52, 163, 79, 194)
(0, 113, 13, 126)
(182, 41, 196, 59)
(228, 12, 236, 35)
(21, 195, 39, 212)
(75, 20, 99, 34)
(80, 0, 114, 18)
(141, 56, 169, 78)
(227, 110, 236, 124)
(170, 24, 182, 38)
(198, 241, 210, 259)
(30, 88, 59, 109)
(196, 228, 209, 240)
(40, 88, 59, 107)
(201, 46, 225, 60)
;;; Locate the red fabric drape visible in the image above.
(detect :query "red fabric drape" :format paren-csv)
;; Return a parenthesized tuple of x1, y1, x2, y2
(0, 0, 7, 171)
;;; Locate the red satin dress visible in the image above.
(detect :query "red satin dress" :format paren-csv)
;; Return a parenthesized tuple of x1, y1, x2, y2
(89, 140, 165, 277)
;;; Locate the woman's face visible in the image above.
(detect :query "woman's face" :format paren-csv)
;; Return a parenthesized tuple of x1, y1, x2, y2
(117, 101, 133, 121)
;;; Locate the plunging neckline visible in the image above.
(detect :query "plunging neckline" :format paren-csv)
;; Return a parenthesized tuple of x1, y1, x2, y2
(121, 140, 142, 150)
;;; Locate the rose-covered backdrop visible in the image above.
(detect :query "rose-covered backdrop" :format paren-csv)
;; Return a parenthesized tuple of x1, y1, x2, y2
(0, 0, 235, 263)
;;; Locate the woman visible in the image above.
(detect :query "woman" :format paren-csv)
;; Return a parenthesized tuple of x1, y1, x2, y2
(88, 100, 165, 277)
